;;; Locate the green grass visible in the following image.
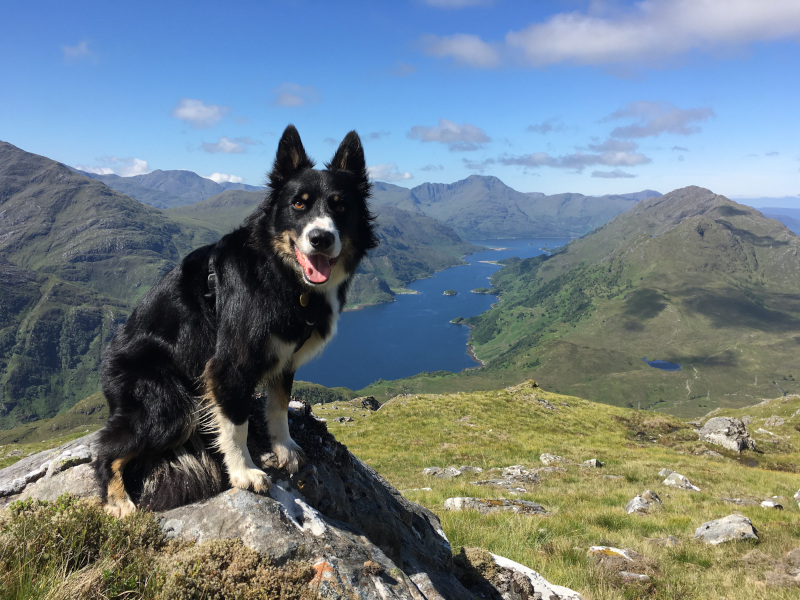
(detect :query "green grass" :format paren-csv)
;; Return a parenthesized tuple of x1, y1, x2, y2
(315, 382, 800, 600)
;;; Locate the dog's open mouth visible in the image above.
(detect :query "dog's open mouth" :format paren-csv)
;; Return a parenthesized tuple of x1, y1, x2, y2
(294, 246, 338, 284)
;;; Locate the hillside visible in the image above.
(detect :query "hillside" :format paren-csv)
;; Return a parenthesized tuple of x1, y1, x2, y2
(372, 176, 660, 239)
(466, 187, 800, 416)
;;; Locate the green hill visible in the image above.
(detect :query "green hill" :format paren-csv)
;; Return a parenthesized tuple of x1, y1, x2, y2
(466, 186, 800, 417)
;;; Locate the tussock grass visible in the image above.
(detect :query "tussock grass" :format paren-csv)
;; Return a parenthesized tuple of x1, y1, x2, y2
(316, 382, 800, 599)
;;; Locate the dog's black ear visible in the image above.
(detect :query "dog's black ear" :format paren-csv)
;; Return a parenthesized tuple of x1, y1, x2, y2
(327, 131, 368, 181)
(269, 125, 314, 189)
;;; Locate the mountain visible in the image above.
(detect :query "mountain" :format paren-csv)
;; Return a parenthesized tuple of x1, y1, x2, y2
(0, 141, 476, 428)
(463, 186, 800, 416)
(372, 175, 660, 239)
(78, 169, 265, 208)
(759, 207, 800, 235)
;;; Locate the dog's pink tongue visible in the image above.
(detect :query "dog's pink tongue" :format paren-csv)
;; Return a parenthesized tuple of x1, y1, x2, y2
(296, 248, 331, 284)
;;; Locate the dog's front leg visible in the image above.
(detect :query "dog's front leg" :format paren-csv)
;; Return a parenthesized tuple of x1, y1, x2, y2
(202, 360, 271, 493)
(267, 371, 306, 473)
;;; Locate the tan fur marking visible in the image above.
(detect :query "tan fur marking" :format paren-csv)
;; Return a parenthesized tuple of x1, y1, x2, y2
(301, 192, 309, 201)
(104, 456, 136, 517)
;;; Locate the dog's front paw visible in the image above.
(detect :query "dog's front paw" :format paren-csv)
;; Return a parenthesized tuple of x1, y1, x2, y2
(274, 439, 307, 474)
(229, 467, 271, 493)
(104, 498, 136, 519)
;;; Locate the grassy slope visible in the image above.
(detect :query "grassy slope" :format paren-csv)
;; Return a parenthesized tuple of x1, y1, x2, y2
(315, 383, 800, 600)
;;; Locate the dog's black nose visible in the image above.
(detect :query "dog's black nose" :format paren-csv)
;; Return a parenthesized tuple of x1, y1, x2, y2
(308, 228, 335, 250)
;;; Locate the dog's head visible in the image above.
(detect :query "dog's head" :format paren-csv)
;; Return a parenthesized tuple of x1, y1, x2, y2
(262, 125, 377, 289)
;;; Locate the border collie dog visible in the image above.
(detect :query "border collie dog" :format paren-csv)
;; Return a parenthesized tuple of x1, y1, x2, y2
(95, 125, 377, 517)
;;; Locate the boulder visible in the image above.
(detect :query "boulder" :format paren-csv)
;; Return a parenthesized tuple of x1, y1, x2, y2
(471, 464, 541, 494)
(444, 497, 548, 516)
(663, 472, 700, 492)
(581, 458, 603, 468)
(694, 514, 759, 545)
(695, 417, 756, 452)
(2, 403, 535, 599)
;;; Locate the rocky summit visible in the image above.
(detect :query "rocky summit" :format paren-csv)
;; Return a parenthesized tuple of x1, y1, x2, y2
(0, 400, 581, 600)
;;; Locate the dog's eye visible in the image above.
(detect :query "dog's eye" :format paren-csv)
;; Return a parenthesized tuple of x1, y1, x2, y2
(333, 203, 346, 213)
(292, 200, 306, 210)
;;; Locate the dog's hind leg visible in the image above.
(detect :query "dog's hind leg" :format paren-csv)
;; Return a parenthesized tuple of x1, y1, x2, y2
(266, 371, 306, 473)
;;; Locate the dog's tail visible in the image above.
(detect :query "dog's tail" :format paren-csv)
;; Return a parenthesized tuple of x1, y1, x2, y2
(130, 434, 226, 512)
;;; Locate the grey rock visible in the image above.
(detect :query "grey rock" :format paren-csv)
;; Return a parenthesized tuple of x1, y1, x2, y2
(657, 468, 674, 477)
(333, 416, 354, 423)
(471, 465, 541, 493)
(761, 498, 783, 510)
(619, 571, 651, 583)
(490, 552, 583, 600)
(719, 497, 760, 507)
(358, 396, 381, 411)
(444, 497, 548, 516)
(539, 453, 565, 466)
(626, 490, 662, 514)
(581, 458, 603, 468)
(423, 466, 462, 479)
(794, 489, 800, 509)
(663, 472, 700, 491)
(695, 417, 756, 452)
(764, 415, 786, 428)
(694, 514, 759, 545)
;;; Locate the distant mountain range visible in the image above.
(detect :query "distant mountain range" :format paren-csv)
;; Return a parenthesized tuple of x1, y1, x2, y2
(77, 169, 265, 209)
(372, 176, 662, 239)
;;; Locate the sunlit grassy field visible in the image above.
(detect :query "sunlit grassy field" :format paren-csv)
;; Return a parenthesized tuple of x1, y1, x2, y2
(315, 382, 800, 600)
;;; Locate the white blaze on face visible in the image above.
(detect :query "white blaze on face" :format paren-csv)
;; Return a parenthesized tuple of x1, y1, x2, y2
(294, 217, 342, 285)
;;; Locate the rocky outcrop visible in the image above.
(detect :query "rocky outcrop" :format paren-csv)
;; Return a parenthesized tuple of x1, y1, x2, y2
(0, 403, 582, 599)
(444, 497, 548, 516)
(695, 417, 756, 452)
(625, 490, 662, 514)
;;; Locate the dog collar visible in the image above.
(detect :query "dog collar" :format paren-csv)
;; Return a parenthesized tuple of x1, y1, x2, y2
(299, 292, 310, 307)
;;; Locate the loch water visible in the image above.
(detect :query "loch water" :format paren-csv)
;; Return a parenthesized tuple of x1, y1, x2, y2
(295, 237, 570, 390)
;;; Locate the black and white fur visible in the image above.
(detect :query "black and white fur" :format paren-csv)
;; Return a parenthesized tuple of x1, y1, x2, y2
(94, 125, 377, 516)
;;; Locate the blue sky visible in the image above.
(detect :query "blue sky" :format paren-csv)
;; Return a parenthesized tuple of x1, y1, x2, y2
(2, 0, 799, 204)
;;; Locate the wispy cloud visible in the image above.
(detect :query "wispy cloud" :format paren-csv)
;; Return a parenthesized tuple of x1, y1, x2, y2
(421, 34, 500, 68)
(605, 101, 715, 138)
(62, 40, 94, 64)
(272, 82, 321, 107)
(171, 99, 228, 129)
(205, 172, 243, 184)
(498, 139, 651, 172)
(201, 136, 257, 154)
(425, 0, 800, 68)
(368, 163, 413, 182)
(76, 156, 150, 177)
(527, 118, 565, 135)
(592, 169, 637, 179)
(408, 118, 490, 151)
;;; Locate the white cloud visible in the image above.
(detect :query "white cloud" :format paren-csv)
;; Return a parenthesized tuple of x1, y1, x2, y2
(273, 82, 321, 107)
(422, 33, 500, 68)
(499, 142, 651, 172)
(201, 136, 257, 154)
(62, 40, 94, 63)
(205, 172, 243, 184)
(171, 98, 228, 129)
(76, 156, 150, 177)
(408, 118, 490, 151)
(427, 0, 800, 68)
(368, 163, 413, 182)
(605, 101, 715, 138)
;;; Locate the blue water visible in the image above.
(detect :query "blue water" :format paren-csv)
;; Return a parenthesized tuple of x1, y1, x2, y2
(643, 358, 682, 371)
(295, 238, 570, 390)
